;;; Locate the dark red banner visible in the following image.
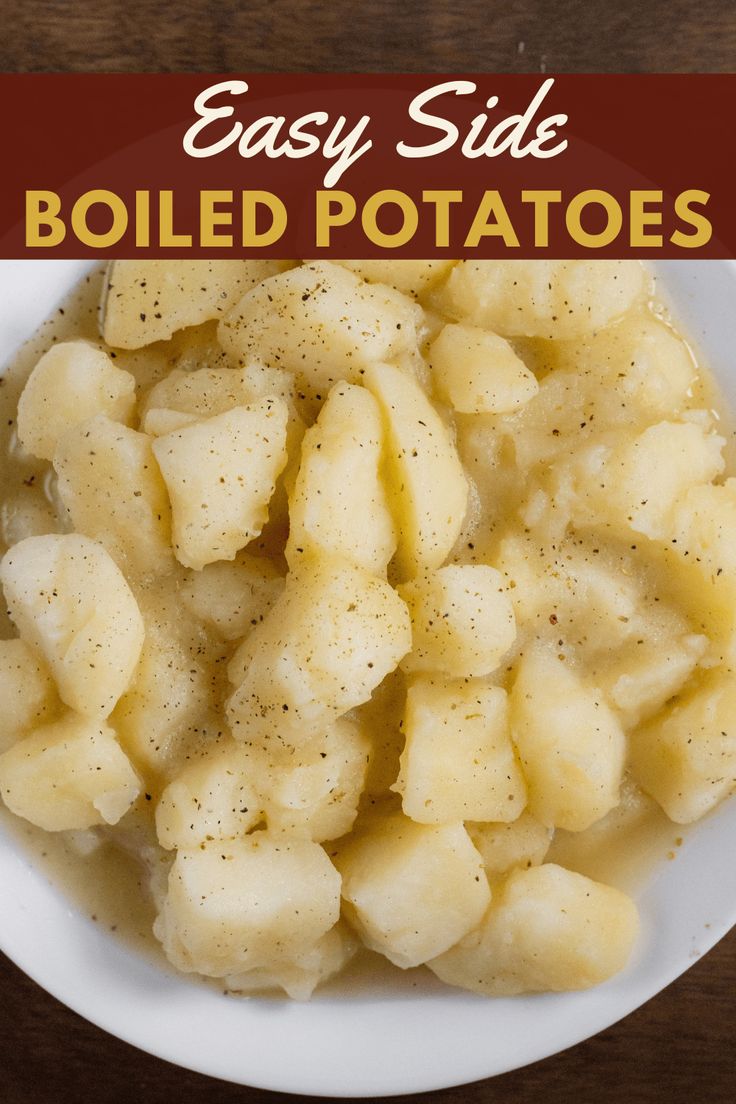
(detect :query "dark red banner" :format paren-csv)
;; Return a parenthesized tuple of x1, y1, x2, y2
(0, 74, 732, 258)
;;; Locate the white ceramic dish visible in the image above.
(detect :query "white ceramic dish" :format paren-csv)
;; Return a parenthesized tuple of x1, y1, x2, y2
(1, 259, 736, 1098)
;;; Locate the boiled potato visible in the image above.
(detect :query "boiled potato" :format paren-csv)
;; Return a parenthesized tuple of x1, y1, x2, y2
(155, 740, 262, 850)
(140, 366, 250, 434)
(17, 341, 136, 461)
(227, 557, 411, 750)
(331, 260, 455, 298)
(429, 863, 638, 995)
(438, 260, 645, 339)
(510, 648, 625, 830)
(286, 382, 397, 574)
(152, 399, 289, 570)
(0, 712, 140, 831)
(630, 668, 736, 823)
(467, 811, 552, 878)
(154, 833, 341, 977)
(566, 314, 697, 418)
(429, 323, 539, 414)
(602, 632, 708, 729)
(53, 415, 172, 575)
(394, 677, 526, 824)
(112, 578, 223, 782)
(0, 639, 58, 753)
(1, 487, 61, 547)
(246, 718, 370, 841)
(0, 534, 144, 719)
(571, 421, 725, 540)
(101, 260, 290, 348)
(364, 360, 468, 579)
(398, 564, 516, 676)
(180, 551, 284, 641)
(218, 261, 421, 391)
(335, 813, 489, 968)
(225, 922, 358, 1001)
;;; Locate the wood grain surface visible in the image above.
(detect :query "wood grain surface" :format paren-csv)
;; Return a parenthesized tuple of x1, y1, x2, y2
(2, 1, 736, 1100)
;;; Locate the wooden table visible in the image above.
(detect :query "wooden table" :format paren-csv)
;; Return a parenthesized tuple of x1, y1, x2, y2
(2, 1, 736, 1100)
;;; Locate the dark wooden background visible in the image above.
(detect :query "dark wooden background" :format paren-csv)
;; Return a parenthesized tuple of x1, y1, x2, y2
(2, 1, 736, 1100)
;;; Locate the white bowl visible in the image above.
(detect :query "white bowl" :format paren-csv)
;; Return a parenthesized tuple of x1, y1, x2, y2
(1, 260, 736, 1097)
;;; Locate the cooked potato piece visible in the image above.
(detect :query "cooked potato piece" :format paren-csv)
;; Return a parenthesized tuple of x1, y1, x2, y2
(567, 314, 697, 418)
(17, 341, 136, 461)
(286, 382, 396, 574)
(218, 261, 420, 391)
(331, 260, 455, 298)
(467, 811, 552, 878)
(227, 558, 411, 750)
(0, 487, 61, 547)
(335, 813, 489, 968)
(510, 648, 626, 830)
(364, 361, 468, 579)
(429, 324, 539, 414)
(225, 922, 358, 1001)
(571, 421, 725, 541)
(247, 718, 370, 841)
(112, 580, 223, 782)
(154, 833, 341, 977)
(0, 639, 58, 753)
(0, 712, 140, 831)
(602, 633, 708, 729)
(630, 668, 736, 823)
(429, 863, 638, 995)
(54, 415, 172, 575)
(101, 260, 290, 348)
(152, 399, 288, 570)
(0, 534, 144, 719)
(398, 565, 516, 676)
(140, 366, 250, 435)
(180, 552, 284, 641)
(155, 741, 262, 850)
(439, 260, 645, 339)
(394, 678, 526, 824)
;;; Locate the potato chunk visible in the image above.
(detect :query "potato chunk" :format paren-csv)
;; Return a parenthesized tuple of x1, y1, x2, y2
(332, 260, 455, 297)
(630, 668, 736, 823)
(155, 741, 262, 850)
(54, 415, 172, 575)
(429, 864, 639, 995)
(429, 323, 539, 414)
(0, 639, 58, 753)
(17, 341, 136, 461)
(180, 552, 284, 641)
(364, 361, 468, 579)
(246, 718, 370, 842)
(218, 261, 420, 391)
(152, 399, 289, 570)
(101, 260, 289, 348)
(225, 922, 358, 1001)
(154, 834, 341, 977)
(0, 713, 140, 831)
(467, 811, 552, 878)
(112, 579, 223, 782)
(572, 421, 725, 540)
(140, 366, 250, 435)
(510, 648, 625, 830)
(286, 382, 396, 574)
(335, 814, 489, 968)
(398, 565, 516, 676)
(394, 678, 526, 824)
(0, 535, 144, 719)
(227, 558, 411, 750)
(439, 260, 645, 339)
